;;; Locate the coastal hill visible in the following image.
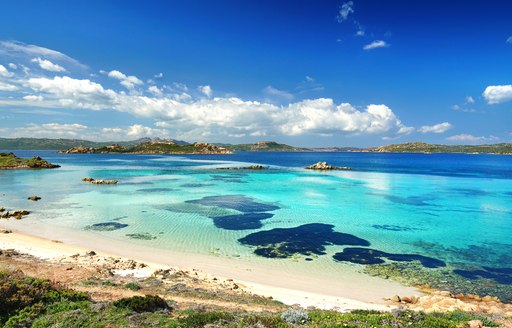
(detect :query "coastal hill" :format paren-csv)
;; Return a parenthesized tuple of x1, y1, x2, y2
(220, 141, 309, 152)
(0, 152, 60, 169)
(0, 137, 188, 150)
(365, 142, 512, 154)
(59, 141, 232, 155)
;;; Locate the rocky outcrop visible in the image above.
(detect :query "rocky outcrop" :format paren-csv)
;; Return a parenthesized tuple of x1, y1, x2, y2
(305, 161, 352, 171)
(0, 152, 60, 169)
(58, 146, 95, 154)
(193, 142, 232, 154)
(0, 208, 30, 219)
(27, 196, 41, 201)
(82, 177, 118, 184)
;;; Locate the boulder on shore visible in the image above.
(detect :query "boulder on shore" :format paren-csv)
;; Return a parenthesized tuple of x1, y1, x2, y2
(305, 161, 352, 171)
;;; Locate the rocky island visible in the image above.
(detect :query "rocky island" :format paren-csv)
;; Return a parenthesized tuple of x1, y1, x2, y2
(306, 161, 352, 171)
(0, 152, 60, 169)
(59, 141, 232, 155)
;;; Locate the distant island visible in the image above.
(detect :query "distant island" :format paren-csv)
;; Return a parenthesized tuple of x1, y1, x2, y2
(217, 141, 309, 152)
(58, 141, 232, 155)
(0, 152, 60, 169)
(1, 138, 512, 154)
(364, 142, 512, 154)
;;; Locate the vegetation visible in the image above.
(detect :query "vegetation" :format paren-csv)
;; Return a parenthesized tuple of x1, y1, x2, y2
(0, 137, 148, 150)
(220, 141, 309, 152)
(0, 270, 502, 327)
(0, 152, 60, 169)
(367, 141, 512, 154)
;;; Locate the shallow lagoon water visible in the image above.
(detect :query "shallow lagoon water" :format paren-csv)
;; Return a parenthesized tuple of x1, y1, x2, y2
(1, 150, 512, 299)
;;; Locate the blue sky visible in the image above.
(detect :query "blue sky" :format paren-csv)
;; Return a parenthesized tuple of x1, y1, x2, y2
(0, 0, 511, 147)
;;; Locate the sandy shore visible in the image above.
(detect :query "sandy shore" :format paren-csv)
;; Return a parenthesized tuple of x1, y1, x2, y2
(0, 219, 420, 312)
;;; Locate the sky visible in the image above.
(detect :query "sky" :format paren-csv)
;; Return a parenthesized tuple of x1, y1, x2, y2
(0, 0, 511, 147)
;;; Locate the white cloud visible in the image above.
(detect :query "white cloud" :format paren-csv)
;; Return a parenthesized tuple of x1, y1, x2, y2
(154, 72, 163, 79)
(11, 123, 88, 138)
(198, 85, 212, 97)
(446, 134, 499, 144)
(483, 85, 512, 104)
(263, 85, 294, 101)
(337, 1, 354, 23)
(418, 122, 453, 134)
(0, 82, 17, 91)
(465, 96, 475, 104)
(31, 57, 66, 72)
(2, 73, 412, 141)
(107, 70, 143, 89)
(23, 95, 44, 101)
(355, 30, 365, 36)
(8, 63, 17, 69)
(0, 64, 13, 77)
(101, 124, 169, 140)
(506, 36, 512, 44)
(363, 40, 389, 50)
(25, 76, 116, 110)
(0, 40, 86, 69)
(148, 85, 163, 96)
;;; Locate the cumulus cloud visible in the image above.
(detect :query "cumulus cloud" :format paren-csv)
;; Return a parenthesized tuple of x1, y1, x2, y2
(446, 134, 499, 144)
(465, 96, 475, 104)
(101, 124, 169, 140)
(418, 122, 453, 134)
(0, 82, 17, 91)
(198, 85, 212, 97)
(363, 40, 389, 50)
(154, 72, 163, 79)
(507, 36, 512, 44)
(337, 1, 354, 22)
(0, 64, 13, 77)
(483, 85, 512, 104)
(31, 57, 66, 72)
(4, 71, 412, 141)
(107, 70, 143, 89)
(148, 85, 163, 97)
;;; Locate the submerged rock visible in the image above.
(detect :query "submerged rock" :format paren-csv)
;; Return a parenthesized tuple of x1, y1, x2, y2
(217, 165, 267, 170)
(85, 222, 128, 231)
(27, 196, 41, 201)
(82, 177, 118, 184)
(305, 161, 351, 171)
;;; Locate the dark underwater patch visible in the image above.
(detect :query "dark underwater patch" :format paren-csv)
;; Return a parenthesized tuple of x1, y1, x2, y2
(85, 222, 128, 231)
(454, 267, 512, 285)
(372, 224, 418, 232)
(368, 192, 431, 206)
(180, 183, 214, 188)
(136, 187, 177, 193)
(332, 247, 445, 268)
(213, 212, 274, 230)
(126, 232, 157, 240)
(186, 195, 279, 213)
(238, 223, 370, 259)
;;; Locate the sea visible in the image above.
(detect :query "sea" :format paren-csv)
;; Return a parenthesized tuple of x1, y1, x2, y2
(1, 150, 512, 300)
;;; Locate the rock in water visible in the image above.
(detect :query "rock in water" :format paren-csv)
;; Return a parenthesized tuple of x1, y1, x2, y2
(28, 196, 41, 201)
(305, 161, 352, 171)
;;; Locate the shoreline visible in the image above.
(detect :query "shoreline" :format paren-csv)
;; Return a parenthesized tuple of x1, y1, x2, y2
(0, 221, 418, 312)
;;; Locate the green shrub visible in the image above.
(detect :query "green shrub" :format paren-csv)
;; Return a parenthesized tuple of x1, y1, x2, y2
(113, 295, 171, 313)
(124, 282, 141, 291)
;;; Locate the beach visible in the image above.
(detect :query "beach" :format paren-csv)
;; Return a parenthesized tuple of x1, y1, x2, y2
(0, 219, 417, 311)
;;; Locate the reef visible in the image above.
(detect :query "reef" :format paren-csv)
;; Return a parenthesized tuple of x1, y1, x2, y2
(238, 223, 370, 258)
(85, 222, 128, 231)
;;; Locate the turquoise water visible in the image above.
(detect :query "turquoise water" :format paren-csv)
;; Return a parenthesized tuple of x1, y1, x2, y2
(1, 151, 512, 299)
